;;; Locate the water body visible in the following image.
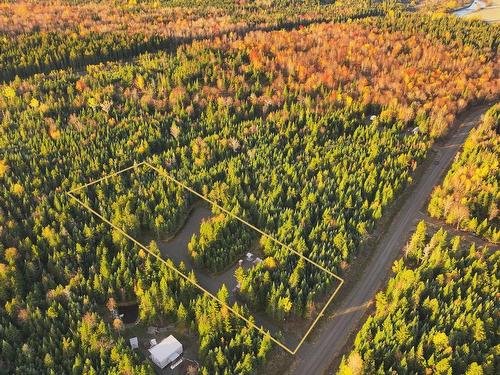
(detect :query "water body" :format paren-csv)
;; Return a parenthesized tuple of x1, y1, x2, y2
(117, 303, 139, 324)
(453, 0, 486, 17)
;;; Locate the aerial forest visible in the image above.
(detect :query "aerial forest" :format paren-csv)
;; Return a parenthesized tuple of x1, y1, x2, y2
(0, 0, 499, 374)
(428, 104, 499, 243)
(338, 222, 498, 374)
(0, 0, 379, 82)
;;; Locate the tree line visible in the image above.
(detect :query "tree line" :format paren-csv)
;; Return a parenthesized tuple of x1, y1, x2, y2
(367, 11, 500, 56)
(428, 104, 499, 243)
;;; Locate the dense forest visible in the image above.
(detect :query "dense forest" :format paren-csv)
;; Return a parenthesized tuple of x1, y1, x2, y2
(428, 104, 499, 243)
(189, 213, 256, 272)
(0, 0, 380, 82)
(338, 222, 499, 374)
(367, 11, 500, 54)
(2, 1, 498, 83)
(0, 1, 499, 374)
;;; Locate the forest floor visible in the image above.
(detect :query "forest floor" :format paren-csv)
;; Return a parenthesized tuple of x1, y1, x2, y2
(285, 105, 490, 375)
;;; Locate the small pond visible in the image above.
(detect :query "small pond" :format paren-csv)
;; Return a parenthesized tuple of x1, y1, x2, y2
(117, 303, 139, 324)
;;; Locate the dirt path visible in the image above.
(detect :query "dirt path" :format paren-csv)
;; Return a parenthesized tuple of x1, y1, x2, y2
(417, 211, 499, 250)
(287, 105, 489, 375)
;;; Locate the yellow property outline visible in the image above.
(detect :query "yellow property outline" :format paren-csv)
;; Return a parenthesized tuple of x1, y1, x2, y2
(67, 161, 344, 355)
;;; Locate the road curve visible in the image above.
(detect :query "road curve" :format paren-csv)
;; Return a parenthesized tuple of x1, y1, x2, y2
(287, 106, 489, 375)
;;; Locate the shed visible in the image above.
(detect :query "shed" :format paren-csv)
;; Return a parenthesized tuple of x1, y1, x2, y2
(129, 337, 138, 350)
(253, 257, 263, 264)
(149, 335, 183, 369)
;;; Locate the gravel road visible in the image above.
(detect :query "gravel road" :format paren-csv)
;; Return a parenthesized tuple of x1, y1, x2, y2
(287, 106, 489, 375)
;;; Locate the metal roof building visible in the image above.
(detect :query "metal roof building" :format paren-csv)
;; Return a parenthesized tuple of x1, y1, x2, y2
(148, 335, 183, 369)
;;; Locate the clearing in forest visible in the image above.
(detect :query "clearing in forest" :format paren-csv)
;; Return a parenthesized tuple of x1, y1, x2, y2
(67, 161, 344, 354)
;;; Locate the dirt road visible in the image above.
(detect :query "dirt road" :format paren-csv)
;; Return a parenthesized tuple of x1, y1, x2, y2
(287, 106, 489, 375)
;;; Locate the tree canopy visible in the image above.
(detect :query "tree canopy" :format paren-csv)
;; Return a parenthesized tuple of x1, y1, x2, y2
(429, 104, 499, 243)
(0, 3, 498, 373)
(339, 222, 499, 374)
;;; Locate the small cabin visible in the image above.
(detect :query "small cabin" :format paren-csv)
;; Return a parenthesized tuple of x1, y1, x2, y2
(129, 337, 138, 350)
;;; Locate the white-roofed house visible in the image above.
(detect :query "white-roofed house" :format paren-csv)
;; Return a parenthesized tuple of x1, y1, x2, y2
(148, 335, 183, 369)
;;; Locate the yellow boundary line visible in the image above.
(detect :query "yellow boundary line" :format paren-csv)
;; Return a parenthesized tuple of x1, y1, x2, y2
(69, 161, 146, 194)
(67, 162, 344, 354)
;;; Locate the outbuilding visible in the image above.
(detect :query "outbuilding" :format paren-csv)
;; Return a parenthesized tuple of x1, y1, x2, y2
(149, 335, 183, 369)
(253, 257, 263, 265)
(129, 337, 138, 350)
